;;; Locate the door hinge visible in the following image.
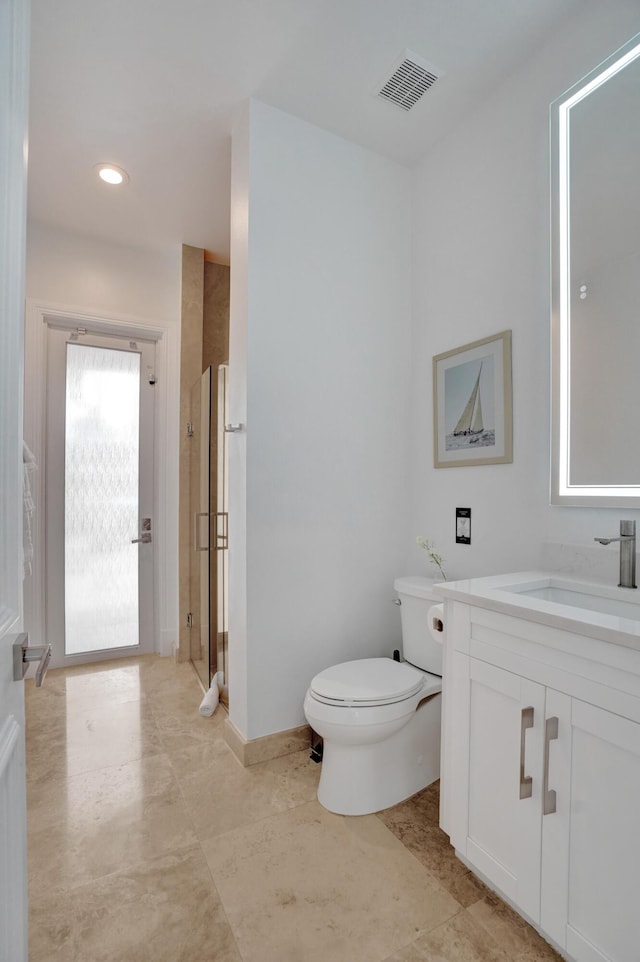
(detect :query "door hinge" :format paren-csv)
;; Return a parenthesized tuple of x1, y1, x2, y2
(187, 612, 193, 629)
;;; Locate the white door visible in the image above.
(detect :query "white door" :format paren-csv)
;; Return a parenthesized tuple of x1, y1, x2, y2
(465, 658, 545, 922)
(0, 0, 30, 955)
(543, 695, 640, 962)
(45, 327, 156, 668)
(0, 645, 28, 962)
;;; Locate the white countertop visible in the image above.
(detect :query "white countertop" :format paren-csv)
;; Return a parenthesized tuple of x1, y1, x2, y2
(433, 571, 640, 651)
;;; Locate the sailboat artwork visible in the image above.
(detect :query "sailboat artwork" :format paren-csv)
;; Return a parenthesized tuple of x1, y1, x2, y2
(453, 363, 484, 436)
(434, 330, 512, 468)
(446, 359, 495, 451)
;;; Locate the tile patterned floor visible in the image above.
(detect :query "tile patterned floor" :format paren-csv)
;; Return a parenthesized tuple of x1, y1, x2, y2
(25, 655, 563, 962)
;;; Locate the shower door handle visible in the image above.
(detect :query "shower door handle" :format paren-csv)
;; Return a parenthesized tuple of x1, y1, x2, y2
(213, 512, 228, 550)
(194, 512, 209, 551)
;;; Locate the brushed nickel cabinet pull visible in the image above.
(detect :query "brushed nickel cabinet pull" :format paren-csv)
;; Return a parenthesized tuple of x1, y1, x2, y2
(519, 706, 534, 799)
(543, 716, 559, 815)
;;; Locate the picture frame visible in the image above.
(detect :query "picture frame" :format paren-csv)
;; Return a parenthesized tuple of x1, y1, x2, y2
(433, 330, 512, 468)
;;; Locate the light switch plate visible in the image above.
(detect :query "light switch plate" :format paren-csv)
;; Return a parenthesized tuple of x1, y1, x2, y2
(456, 507, 471, 545)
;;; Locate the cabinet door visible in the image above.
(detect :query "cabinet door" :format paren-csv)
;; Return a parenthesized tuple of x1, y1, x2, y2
(465, 659, 546, 922)
(543, 696, 640, 962)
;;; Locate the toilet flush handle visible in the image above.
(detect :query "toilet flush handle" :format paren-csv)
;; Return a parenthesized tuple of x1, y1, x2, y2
(392, 599, 401, 606)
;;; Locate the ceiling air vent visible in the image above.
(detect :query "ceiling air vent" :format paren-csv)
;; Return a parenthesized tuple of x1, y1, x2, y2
(377, 51, 441, 112)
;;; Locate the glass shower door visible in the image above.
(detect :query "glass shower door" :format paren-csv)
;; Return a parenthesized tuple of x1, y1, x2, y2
(214, 363, 229, 704)
(189, 368, 211, 689)
(188, 363, 228, 699)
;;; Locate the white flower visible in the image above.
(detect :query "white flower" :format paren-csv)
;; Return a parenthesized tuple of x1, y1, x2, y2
(416, 536, 446, 580)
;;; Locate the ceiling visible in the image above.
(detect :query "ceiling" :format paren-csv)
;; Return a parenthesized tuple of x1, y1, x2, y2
(27, 0, 582, 261)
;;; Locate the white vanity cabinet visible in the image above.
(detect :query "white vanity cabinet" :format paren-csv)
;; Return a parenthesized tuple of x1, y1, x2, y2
(440, 598, 640, 962)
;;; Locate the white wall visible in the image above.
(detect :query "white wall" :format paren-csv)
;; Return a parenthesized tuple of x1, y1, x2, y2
(408, 0, 640, 583)
(26, 223, 181, 322)
(229, 100, 413, 740)
(228, 102, 250, 736)
(24, 222, 181, 655)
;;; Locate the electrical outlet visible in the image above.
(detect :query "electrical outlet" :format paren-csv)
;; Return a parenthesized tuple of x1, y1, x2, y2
(456, 508, 471, 545)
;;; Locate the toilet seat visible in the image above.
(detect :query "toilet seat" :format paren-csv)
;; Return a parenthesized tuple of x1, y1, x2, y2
(309, 657, 439, 708)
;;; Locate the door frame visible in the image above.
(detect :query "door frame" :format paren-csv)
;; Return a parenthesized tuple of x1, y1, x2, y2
(0, 0, 28, 641)
(1, 0, 30, 954)
(24, 301, 179, 659)
(45, 328, 156, 668)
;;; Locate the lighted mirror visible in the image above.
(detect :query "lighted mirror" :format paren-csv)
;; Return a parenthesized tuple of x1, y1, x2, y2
(551, 33, 640, 506)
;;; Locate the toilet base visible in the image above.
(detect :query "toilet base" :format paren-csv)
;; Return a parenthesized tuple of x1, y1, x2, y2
(316, 692, 441, 816)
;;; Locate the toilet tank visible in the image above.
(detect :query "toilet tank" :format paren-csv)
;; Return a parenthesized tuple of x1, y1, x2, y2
(394, 576, 443, 675)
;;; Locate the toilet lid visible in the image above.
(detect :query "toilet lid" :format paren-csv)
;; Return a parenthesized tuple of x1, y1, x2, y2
(309, 657, 427, 707)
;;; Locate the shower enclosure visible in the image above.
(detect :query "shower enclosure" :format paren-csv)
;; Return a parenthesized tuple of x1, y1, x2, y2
(189, 364, 228, 702)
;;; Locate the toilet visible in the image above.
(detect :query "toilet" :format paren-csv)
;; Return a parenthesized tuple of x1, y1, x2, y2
(303, 576, 444, 816)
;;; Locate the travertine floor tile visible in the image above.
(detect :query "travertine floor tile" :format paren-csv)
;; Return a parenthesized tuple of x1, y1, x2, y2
(26, 698, 163, 782)
(387, 908, 513, 961)
(175, 740, 320, 840)
(146, 666, 209, 704)
(26, 661, 151, 717)
(381, 943, 431, 962)
(149, 686, 227, 754)
(27, 654, 564, 962)
(203, 799, 459, 962)
(163, 730, 229, 781)
(29, 845, 241, 962)
(134, 655, 197, 685)
(27, 752, 198, 899)
(378, 782, 488, 908)
(468, 892, 563, 960)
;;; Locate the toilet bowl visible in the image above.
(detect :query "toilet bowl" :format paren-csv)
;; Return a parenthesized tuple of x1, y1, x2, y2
(303, 576, 444, 816)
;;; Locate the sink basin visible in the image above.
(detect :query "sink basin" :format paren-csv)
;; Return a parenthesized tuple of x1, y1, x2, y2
(500, 577, 640, 621)
(435, 571, 640, 647)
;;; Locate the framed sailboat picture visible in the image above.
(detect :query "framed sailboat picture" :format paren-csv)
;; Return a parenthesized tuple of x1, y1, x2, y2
(433, 330, 512, 468)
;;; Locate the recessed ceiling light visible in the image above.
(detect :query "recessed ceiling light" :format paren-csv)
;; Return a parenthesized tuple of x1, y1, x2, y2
(96, 163, 129, 186)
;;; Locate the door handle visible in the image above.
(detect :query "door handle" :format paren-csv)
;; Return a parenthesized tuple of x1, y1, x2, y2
(519, 706, 534, 799)
(132, 518, 152, 544)
(213, 512, 228, 550)
(194, 512, 209, 552)
(12, 633, 52, 687)
(543, 716, 559, 815)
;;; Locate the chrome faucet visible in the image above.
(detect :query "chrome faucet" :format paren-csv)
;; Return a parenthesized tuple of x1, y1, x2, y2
(594, 520, 637, 589)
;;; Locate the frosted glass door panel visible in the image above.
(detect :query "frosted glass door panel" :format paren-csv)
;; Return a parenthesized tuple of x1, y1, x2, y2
(64, 344, 140, 655)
